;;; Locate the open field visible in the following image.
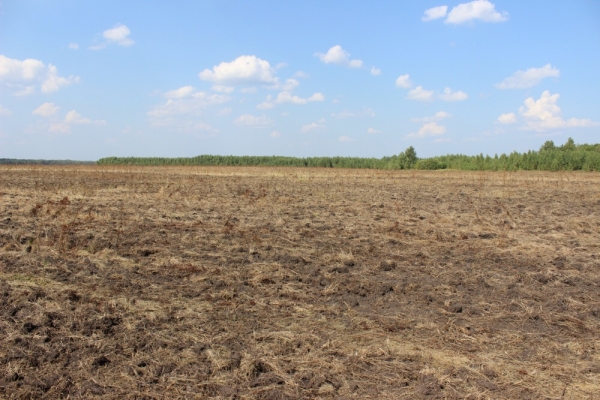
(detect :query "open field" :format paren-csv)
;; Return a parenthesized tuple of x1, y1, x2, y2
(1, 165, 599, 399)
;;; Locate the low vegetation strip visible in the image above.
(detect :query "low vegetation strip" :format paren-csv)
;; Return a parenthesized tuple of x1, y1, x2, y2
(0, 159, 95, 165)
(96, 138, 600, 171)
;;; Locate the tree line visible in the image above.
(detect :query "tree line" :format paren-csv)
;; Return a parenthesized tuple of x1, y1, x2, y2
(96, 138, 600, 171)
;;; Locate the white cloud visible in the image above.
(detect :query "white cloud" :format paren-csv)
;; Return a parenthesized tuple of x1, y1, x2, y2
(48, 110, 106, 133)
(240, 87, 258, 94)
(315, 45, 363, 68)
(271, 131, 281, 138)
(331, 108, 375, 119)
(445, 0, 508, 24)
(301, 121, 325, 133)
(407, 86, 435, 101)
(13, 85, 36, 96)
(276, 78, 300, 92)
(149, 89, 230, 118)
(32, 102, 60, 117)
(68, 43, 79, 50)
(308, 93, 325, 102)
(257, 90, 324, 109)
(275, 62, 288, 69)
(338, 136, 354, 142)
(41, 64, 81, 93)
(497, 113, 517, 124)
(211, 85, 235, 93)
(367, 128, 381, 134)
(422, 5, 448, 21)
(519, 91, 598, 132)
(217, 107, 232, 116)
(331, 110, 355, 119)
(371, 67, 381, 76)
(496, 64, 560, 89)
(294, 71, 309, 78)
(439, 87, 468, 101)
(103, 24, 135, 46)
(411, 111, 452, 122)
(0, 55, 79, 94)
(164, 86, 195, 99)
(407, 122, 447, 138)
(199, 55, 277, 85)
(0, 105, 11, 116)
(234, 114, 272, 127)
(275, 91, 311, 105)
(65, 110, 106, 125)
(256, 95, 275, 110)
(395, 74, 412, 89)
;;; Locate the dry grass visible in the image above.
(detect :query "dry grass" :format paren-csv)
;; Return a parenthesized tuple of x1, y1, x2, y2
(1, 165, 599, 399)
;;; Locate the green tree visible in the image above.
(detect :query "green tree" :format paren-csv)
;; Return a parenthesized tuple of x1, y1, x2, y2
(404, 146, 418, 169)
(539, 140, 555, 152)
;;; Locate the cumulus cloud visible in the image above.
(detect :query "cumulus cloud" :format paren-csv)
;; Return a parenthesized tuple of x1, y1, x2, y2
(497, 112, 517, 124)
(445, 0, 508, 24)
(407, 122, 447, 138)
(367, 128, 381, 134)
(0, 55, 79, 95)
(217, 107, 232, 116)
(65, 110, 106, 125)
(300, 120, 326, 133)
(338, 136, 355, 142)
(277, 78, 300, 92)
(294, 71, 309, 78)
(371, 67, 381, 76)
(234, 114, 272, 127)
(496, 64, 560, 89)
(438, 87, 468, 101)
(149, 87, 230, 118)
(257, 90, 324, 109)
(89, 24, 135, 50)
(518, 91, 598, 132)
(211, 85, 235, 93)
(32, 102, 59, 117)
(0, 105, 11, 116)
(315, 45, 363, 68)
(422, 5, 448, 21)
(199, 55, 277, 85)
(35, 108, 107, 134)
(396, 74, 412, 88)
(331, 110, 355, 119)
(270, 131, 281, 138)
(164, 86, 195, 99)
(411, 111, 452, 123)
(68, 43, 79, 50)
(331, 108, 375, 119)
(407, 86, 435, 102)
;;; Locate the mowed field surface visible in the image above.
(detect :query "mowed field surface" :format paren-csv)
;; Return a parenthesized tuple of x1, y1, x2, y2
(1, 166, 599, 399)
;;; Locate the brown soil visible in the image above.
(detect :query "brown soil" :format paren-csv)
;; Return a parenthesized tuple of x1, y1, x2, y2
(1, 165, 599, 399)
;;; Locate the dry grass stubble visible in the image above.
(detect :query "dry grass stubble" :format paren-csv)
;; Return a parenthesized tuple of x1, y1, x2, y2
(1, 165, 599, 399)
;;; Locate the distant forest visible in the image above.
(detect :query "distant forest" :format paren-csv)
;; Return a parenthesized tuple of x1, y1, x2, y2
(97, 138, 600, 171)
(3, 138, 599, 171)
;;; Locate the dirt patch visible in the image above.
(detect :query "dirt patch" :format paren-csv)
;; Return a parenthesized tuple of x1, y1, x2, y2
(1, 165, 599, 398)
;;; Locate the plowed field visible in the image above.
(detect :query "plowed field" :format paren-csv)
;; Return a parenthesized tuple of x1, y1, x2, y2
(1, 166, 599, 399)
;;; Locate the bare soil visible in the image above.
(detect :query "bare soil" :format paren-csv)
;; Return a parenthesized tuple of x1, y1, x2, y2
(1, 166, 599, 399)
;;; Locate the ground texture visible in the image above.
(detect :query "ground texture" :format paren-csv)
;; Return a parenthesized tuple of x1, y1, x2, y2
(1, 166, 599, 399)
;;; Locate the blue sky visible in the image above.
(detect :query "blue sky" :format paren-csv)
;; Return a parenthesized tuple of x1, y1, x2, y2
(1, 0, 599, 160)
